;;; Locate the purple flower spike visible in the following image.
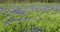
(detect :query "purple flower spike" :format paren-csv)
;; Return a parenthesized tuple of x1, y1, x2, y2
(0, 6, 3, 9)
(23, 27, 27, 32)
(17, 18, 21, 21)
(56, 7, 60, 11)
(7, 16, 14, 22)
(12, 9, 25, 14)
(7, 19, 11, 25)
(23, 17, 28, 21)
(30, 4, 36, 9)
(8, 19, 11, 22)
(11, 16, 14, 21)
(35, 26, 39, 32)
(16, 18, 21, 24)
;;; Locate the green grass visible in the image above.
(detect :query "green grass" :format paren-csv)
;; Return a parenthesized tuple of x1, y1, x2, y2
(0, 10, 60, 32)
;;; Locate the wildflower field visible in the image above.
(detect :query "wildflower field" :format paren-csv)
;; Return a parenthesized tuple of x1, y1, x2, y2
(0, 3, 60, 32)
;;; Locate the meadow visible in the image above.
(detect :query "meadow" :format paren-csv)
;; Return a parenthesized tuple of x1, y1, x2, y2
(0, 2, 60, 32)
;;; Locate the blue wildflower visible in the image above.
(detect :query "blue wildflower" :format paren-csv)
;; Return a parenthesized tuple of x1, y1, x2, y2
(35, 26, 39, 32)
(23, 27, 27, 32)
(45, 4, 52, 8)
(7, 16, 14, 23)
(11, 16, 14, 21)
(56, 7, 60, 11)
(43, 7, 48, 11)
(8, 19, 11, 22)
(16, 18, 21, 24)
(23, 17, 28, 21)
(12, 9, 25, 14)
(17, 18, 21, 21)
(30, 4, 36, 9)
(0, 6, 3, 9)
(7, 19, 11, 25)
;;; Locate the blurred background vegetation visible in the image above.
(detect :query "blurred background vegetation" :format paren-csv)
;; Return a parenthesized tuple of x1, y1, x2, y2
(0, 0, 60, 3)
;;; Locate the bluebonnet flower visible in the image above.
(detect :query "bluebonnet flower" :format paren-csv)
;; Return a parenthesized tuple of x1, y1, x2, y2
(23, 16, 28, 21)
(23, 27, 27, 32)
(35, 26, 39, 32)
(30, 4, 36, 9)
(11, 16, 14, 21)
(16, 18, 21, 24)
(8, 16, 14, 21)
(44, 4, 52, 8)
(17, 18, 21, 21)
(42, 7, 48, 11)
(7, 19, 11, 25)
(56, 7, 60, 11)
(53, 8, 57, 11)
(12, 9, 25, 14)
(43, 4, 54, 11)
(8, 19, 11, 22)
(7, 16, 14, 25)
(0, 6, 3, 9)
(12, 9, 17, 12)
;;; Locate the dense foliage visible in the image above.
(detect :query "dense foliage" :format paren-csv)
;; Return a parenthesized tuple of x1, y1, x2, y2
(0, 10, 60, 32)
(0, 3, 60, 32)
